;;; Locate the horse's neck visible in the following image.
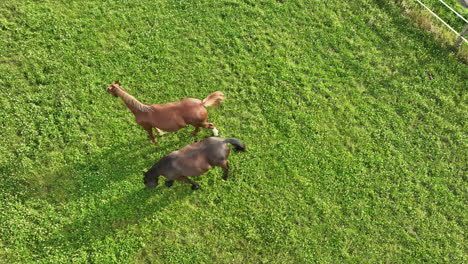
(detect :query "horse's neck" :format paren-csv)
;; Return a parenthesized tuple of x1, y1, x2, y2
(124, 101, 140, 115)
(115, 88, 144, 114)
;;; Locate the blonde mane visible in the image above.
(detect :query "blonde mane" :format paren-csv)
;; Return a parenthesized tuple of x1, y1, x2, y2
(115, 86, 152, 112)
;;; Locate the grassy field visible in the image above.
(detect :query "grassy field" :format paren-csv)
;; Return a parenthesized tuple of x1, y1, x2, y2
(1, 0, 466, 263)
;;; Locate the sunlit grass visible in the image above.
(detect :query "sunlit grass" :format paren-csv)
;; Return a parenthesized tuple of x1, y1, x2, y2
(1, 0, 466, 263)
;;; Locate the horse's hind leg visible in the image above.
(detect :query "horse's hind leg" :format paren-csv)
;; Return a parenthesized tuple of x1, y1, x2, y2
(201, 122, 219, 136)
(177, 176, 200, 190)
(221, 161, 229, 180)
(155, 127, 165, 136)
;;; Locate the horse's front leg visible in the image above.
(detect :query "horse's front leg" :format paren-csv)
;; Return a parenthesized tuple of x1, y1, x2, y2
(221, 162, 229, 180)
(142, 124, 156, 144)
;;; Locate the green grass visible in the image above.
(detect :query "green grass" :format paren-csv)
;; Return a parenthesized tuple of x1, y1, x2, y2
(1, 0, 466, 263)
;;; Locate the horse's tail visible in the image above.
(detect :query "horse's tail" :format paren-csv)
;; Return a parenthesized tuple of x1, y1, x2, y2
(202, 91, 225, 109)
(224, 138, 246, 152)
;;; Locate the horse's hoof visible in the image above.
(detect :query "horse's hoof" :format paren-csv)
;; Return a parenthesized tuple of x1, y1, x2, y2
(165, 180, 174, 187)
(191, 185, 199, 190)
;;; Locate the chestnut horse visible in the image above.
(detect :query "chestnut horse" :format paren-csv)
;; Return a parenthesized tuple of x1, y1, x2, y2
(106, 80, 224, 143)
(144, 137, 246, 190)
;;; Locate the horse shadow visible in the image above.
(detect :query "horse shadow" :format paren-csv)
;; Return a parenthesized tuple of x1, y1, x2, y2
(46, 126, 209, 204)
(41, 129, 211, 255)
(68, 186, 191, 251)
(35, 123, 221, 249)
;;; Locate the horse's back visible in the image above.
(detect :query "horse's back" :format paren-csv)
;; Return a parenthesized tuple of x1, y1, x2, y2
(177, 98, 207, 124)
(180, 98, 203, 105)
(176, 137, 225, 157)
(155, 98, 205, 116)
(169, 144, 211, 177)
(144, 104, 181, 131)
(167, 138, 229, 177)
(186, 137, 230, 163)
(205, 138, 231, 164)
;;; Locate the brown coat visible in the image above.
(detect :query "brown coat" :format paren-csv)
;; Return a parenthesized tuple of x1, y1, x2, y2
(144, 137, 246, 190)
(106, 80, 224, 143)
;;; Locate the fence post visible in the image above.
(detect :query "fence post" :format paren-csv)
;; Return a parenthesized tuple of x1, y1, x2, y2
(454, 24, 468, 50)
(457, 0, 468, 9)
(454, 0, 468, 50)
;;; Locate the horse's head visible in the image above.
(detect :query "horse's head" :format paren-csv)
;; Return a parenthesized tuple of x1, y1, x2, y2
(143, 164, 160, 188)
(106, 80, 121, 97)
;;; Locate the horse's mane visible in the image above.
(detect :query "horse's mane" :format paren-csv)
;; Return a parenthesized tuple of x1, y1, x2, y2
(116, 86, 152, 112)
